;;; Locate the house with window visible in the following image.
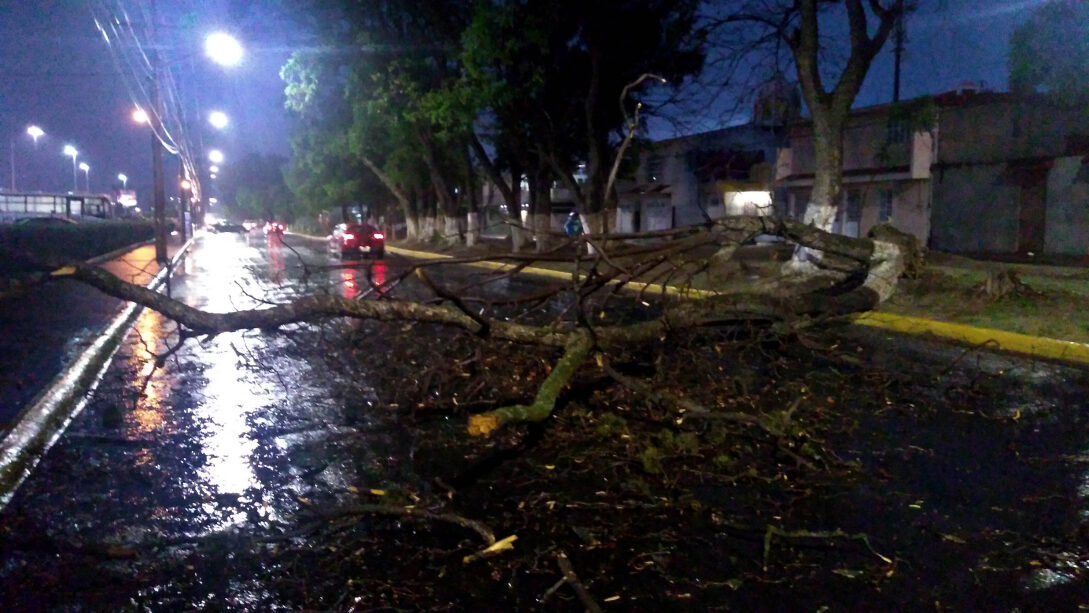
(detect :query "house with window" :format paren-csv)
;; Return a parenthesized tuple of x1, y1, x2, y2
(775, 85, 1089, 256)
(618, 123, 786, 232)
(774, 101, 935, 242)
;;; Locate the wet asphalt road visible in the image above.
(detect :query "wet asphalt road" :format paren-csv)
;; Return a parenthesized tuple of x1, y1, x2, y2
(0, 231, 1086, 609)
(0, 230, 552, 609)
(0, 242, 179, 427)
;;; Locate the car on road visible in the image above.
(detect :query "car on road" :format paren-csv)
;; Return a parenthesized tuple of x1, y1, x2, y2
(208, 221, 246, 233)
(264, 221, 286, 236)
(330, 223, 385, 259)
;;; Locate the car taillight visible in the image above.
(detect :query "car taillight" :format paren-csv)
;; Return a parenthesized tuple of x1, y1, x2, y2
(373, 232, 385, 240)
(342, 233, 355, 242)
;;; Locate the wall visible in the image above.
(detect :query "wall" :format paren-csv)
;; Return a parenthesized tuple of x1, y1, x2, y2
(787, 113, 913, 177)
(933, 95, 1089, 254)
(931, 164, 1020, 252)
(1045, 156, 1089, 255)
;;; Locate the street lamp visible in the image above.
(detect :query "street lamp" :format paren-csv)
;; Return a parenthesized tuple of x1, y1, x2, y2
(132, 107, 150, 124)
(205, 32, 243, 66)
(208, 149, 224, 164)
(79, 162, 90, 192)
(26, 125, 44, 144)
(118, 173, 128, 189)
(209, 165, 220, 174)
(208, 111, 229, 129)
(63, 145, 78, 192)
(9, 125, 45, 191)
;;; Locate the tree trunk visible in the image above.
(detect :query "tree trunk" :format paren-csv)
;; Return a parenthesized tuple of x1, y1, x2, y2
(786, 0, 905, 267)
(443, 214, 461, 247)
(466, 211, 480, 247)
(405, 215, 420, 241)
(529, 159, 554, 252)
(582, 211, 606, 238)
(805, 115, 844, 231)
(532, 213, 552, 251)
(464, 146, 480, 247)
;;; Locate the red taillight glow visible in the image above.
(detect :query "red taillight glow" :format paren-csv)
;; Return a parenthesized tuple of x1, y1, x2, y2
(342, 233, 355, 242)
(373, 232, 385, 240)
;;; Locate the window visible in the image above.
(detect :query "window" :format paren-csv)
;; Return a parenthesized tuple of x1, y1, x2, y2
(846, 190, 862, 222)
(886, 119, 909, 144)
(878, 189, 894, 222)
(645, 156, 663, 182)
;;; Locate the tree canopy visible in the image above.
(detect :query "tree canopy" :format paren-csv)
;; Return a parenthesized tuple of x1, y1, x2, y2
(1009, 0, 1089, 105)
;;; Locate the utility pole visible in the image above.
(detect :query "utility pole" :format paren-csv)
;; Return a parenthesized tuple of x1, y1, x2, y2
(178, 165, 188, 243)
(150, 0, 168, 263)
(151, 70, 168, 262)
(892, 11, 906, 102)
(9, 139, 14, 191)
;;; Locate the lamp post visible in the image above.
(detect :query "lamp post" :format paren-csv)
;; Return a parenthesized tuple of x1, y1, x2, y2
(118, 173, 128, 189)
(179, 177, 192, 242)
(9, 126, 45, 191)
(133, 105, 168, 262)
(79, 162, 90, 192)
(63, 145, 78, 193)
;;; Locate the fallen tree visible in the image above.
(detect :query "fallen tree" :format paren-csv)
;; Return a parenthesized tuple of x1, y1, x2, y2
(5, 216, 916, 437)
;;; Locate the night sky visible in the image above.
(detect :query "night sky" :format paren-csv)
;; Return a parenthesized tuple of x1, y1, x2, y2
(0, 0, 1048, 206)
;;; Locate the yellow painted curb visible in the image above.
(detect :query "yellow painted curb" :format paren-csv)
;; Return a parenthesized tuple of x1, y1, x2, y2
(387, 244, 1089, 366)
(854, 311, 1089, 365)
(386, 245, 718, 298)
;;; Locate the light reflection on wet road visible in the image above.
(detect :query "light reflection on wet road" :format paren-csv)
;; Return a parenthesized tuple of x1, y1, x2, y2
(0, 231, 407, 608)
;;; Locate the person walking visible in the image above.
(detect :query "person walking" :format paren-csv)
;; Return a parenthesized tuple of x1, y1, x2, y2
(564, 210, 583, 237)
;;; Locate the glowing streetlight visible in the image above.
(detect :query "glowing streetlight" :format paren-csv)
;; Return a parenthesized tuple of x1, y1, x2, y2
(209, 165, 220, 173)
(26, 125, 44, 144)
(210, 173, 217, 179)
(79, 162, 91, 192)
(208, 149, 224, 164)
(118, 173, 128, 189)
(180, 178, 192, 190)
(205, 32, 243, 66)
(132, 107, 150, 124)
(63, 145, 78, 192)
(208, 111, 229, 129)
(209, 197, 218, 204)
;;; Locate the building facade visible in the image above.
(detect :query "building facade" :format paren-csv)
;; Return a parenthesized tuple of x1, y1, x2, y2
(930, 91, 1089, 256)
(775, 104, 935, 242)
(618, 124, 785, 233)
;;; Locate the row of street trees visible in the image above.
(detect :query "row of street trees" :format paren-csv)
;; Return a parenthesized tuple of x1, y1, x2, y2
(279, 0, 905, 255)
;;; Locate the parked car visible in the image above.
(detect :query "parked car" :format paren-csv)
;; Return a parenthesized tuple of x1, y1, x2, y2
(264, 221, 286, 235)
(330, 223, 385, 259)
